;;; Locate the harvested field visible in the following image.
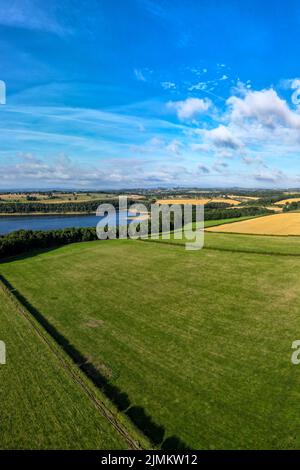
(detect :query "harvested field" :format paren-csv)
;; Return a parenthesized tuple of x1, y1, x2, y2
(266, 206, 282, 212)
(206, 212, 300, 235)
(274, 198, 300, 206)
(156, 198, 241, 205)
(227, 195, 259, 201)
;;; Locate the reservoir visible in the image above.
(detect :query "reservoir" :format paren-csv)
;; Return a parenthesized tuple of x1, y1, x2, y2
(0, 212, 140, 235)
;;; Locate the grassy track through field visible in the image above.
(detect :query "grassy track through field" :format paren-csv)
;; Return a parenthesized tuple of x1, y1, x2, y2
(2, 235, 300, 448)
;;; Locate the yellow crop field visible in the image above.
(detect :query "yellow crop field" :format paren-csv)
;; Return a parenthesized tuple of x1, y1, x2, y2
(274, 198, 300, 206)
(156, 198, 241, 205)
(227, 194, 259, 201)
(266, 206, 282, 212)
(206, 213, 300, 235)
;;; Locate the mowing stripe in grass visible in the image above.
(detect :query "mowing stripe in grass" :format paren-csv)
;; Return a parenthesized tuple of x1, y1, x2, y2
(140, 237, 300, 257)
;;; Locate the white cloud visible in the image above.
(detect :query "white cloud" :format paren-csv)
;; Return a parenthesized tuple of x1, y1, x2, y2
(0, 152, 198, 188)
(161, 81, 176, 90)
(0, 0, 69, 35)
(203, 125, 242, 150)
(131, 136, 183, 157)
(253, 169, 285, 183)
(198, 164, 210, 174)
(227, 88, 300, 129)
(189, 86, 300, 178)
(290, 79, 300, 105)
(189, 82, 208, 91)
(242, 155, 266, 167)
(166, 139, 182, 155)
(134, 69, 146, 82)
(167, 97, 211, 120)
(213, 161, 229, 173)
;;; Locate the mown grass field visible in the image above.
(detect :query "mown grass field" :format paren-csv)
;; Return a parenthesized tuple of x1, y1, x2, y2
(2, 232, 300, 449)
(0, 284, 130, 449)
(203, 216, 257, 227)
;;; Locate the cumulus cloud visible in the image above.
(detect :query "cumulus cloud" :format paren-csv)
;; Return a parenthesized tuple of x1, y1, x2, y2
(242, 155, 266, 167)
(227, 88, 300, 129)
(213, 161, 229, 173)
(131, 136, 184, 156)
(0, 153, 199, 188)
(290, 79, 300, 105)
(4, 81, 300, 188)
(190, 87, 300, 170)
(254, 169, 285, 183)
(198, 164, 210, 174)
(1, 153, 99, 184)
(203, 125, 242, 150)
(167, 97, 211, 120)
(166, 139, 182, 155)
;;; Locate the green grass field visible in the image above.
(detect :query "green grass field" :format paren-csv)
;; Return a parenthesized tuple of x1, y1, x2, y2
(2, 233, 300, 449)
(203, 215, 260, 228)
(0, 284, 132, 450)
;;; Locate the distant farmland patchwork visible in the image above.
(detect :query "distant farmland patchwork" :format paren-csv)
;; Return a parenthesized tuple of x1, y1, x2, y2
(2, 236, 300, 449)
(156, 198, 241, 205)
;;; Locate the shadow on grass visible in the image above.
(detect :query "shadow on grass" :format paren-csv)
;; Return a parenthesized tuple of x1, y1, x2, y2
(0, 245, 65, 264)
(0, 274, 189, 449)
(126, 407, 165, 446)
(161, 436, 191, 450)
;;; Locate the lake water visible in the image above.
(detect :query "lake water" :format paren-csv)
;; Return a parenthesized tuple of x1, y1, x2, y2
(0, 212, 135, 235)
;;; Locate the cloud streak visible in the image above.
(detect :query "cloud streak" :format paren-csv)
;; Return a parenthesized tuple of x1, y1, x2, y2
(0, 0, 70, 35)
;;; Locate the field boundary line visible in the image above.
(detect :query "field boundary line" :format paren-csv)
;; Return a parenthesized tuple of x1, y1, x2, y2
(0, 275, 144, 451)
(139, 238, 300, 257)
(204, 229, 300, 238)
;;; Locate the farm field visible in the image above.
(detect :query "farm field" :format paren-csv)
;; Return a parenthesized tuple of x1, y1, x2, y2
(0, 192, 121, 204)
(228, 195, 259, 201)
(206, 212, 300, 235)
(2, 237, 300, 448)
(160, 228, 300, 255)
(203, 216, 257, 228)
(275, 198, 300, 206)
(0, 284, 129, 450)
(156, 198, 241, 205)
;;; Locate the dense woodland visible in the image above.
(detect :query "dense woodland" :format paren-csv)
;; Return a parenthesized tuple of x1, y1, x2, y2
(0, 228, 99, 259)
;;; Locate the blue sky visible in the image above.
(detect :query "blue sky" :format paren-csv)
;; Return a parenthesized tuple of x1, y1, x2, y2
(1, 0, 300, 189)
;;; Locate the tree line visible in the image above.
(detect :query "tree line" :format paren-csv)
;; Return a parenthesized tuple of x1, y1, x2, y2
(0, 198, 149, 213)
(283, 201, 300, 212)
(198, 205, 272, 220)
(0, 228, 99, 259)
